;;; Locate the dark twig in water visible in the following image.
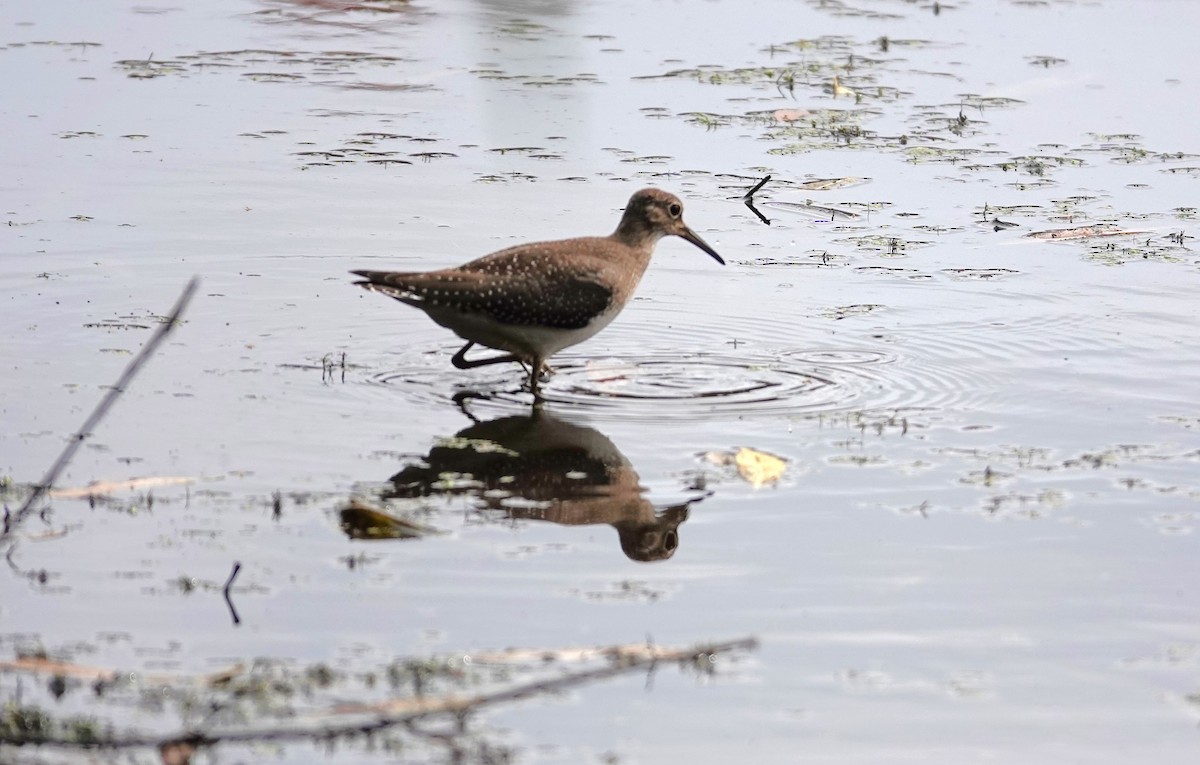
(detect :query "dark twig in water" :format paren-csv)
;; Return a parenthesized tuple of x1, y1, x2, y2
(7, 636, 757, 752)
(743, 175, 771, 226)
(743, 175, 771, 200)
(744, 201, 771, 226)
(223, 561, 242, 626)
(320, 352, 348, 384)
(1, 277, 199, 547)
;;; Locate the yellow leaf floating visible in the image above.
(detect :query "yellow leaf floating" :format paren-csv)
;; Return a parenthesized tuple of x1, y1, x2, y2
(829, 75, 855, 98)
(733, 447, 788, 488)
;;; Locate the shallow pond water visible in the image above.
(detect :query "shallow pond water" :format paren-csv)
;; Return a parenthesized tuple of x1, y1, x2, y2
(3, 0, 1199, 762)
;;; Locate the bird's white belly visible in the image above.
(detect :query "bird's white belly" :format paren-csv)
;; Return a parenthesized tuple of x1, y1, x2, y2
(426, 304, 622, 361)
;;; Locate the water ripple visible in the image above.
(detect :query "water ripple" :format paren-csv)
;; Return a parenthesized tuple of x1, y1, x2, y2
(358, 290, 1108, 422)
(366, 344, 968, 423)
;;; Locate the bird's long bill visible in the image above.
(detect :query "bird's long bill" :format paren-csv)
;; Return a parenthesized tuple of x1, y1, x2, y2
(680, 226, 725, 265)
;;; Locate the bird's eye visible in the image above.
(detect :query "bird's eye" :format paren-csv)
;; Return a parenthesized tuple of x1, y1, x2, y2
(668, 203, 681, 217)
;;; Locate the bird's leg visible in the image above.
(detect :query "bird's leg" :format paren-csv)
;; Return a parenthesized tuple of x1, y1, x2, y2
(528, 356, 545, 403)
(451, 341, 521, 370)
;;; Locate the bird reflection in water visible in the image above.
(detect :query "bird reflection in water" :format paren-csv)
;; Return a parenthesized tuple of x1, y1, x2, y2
(379, 408, 707, 562)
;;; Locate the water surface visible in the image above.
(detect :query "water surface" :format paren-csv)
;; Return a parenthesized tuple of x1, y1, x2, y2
(2, 0, 1199, 762)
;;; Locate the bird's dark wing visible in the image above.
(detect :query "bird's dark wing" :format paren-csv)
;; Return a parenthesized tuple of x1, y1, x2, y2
(352, 258, 614, 330)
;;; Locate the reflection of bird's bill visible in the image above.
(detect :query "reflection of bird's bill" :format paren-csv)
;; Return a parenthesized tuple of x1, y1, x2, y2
(681, 226, 725, 265)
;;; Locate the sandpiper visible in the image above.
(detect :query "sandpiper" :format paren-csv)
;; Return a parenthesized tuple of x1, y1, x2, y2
(352, 188, 724, 397)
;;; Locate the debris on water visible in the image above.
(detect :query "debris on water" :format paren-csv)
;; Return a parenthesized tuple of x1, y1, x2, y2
(1026, 224, 1151, 241)
(827, 75, 856, 98)
(704, 447, 788, 488)
(339, 499, 441, 540)
(773, 108, 810, 122)
(50, 476, 194, 499)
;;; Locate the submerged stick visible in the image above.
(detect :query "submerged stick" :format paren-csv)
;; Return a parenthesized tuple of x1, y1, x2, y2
(1, 277, 199, 545)
(223, 561, 242, 626)
(6, 636, 757, 751)
(743, 174, 771, 200)
(743, 175, 771, 225)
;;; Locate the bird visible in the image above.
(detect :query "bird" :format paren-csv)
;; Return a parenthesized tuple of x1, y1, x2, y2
(351, 188, 724, 398)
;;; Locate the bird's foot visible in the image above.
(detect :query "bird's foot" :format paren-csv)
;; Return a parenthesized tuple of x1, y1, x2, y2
(518, 360, 554, 380)
(451, 390, 491, 422)
(452, 341, 521, 370)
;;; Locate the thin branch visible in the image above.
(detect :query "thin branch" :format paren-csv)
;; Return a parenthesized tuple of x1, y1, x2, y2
(1, 277, 199, 545)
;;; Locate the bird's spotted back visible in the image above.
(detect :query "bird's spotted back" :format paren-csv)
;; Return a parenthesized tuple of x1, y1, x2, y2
(354, 246, 617, 330)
